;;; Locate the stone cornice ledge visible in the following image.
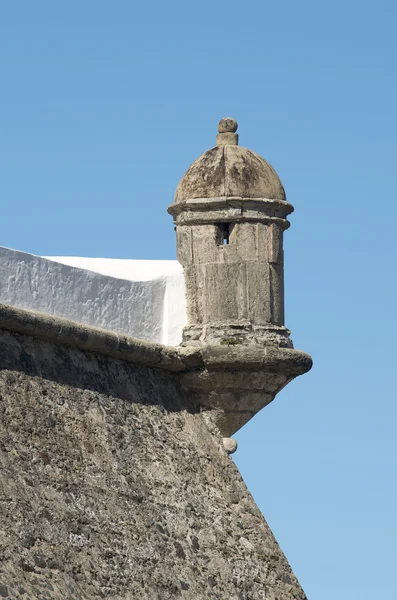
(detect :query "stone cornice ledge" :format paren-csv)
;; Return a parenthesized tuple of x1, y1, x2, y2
(200, 344, 312, 372)
(0, 303, 312, 435)
(0, 303, 200, 373)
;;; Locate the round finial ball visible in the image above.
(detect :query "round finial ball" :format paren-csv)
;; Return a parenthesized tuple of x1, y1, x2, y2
(222, 437, 238, 454)
(218, 117, 238, 134)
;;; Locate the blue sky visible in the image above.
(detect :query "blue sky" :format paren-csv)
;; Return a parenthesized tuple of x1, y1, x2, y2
(1, 1, 396, 598)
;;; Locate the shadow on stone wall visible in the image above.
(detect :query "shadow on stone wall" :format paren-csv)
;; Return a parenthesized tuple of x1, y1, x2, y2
(0, 328, 197, 416)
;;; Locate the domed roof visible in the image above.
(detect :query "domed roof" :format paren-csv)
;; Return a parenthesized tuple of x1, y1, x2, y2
(174, 118, 286, 204)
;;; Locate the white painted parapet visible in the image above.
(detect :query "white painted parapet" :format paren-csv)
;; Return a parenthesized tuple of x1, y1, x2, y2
(0, 247, 186, 346)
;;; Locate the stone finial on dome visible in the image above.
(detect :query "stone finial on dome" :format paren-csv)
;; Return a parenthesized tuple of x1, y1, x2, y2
(216, 117, 238, 146)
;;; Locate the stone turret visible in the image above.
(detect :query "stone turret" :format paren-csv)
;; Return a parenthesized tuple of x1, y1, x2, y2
(169, 117, 294, 348)
(169, 118, 312, 436)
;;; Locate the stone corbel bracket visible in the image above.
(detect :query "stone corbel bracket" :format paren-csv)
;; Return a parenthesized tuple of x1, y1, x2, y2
(178, 343, 312, 437)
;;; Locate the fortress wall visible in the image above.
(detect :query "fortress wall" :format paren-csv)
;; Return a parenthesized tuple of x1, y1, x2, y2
(0, 324, 307, 600)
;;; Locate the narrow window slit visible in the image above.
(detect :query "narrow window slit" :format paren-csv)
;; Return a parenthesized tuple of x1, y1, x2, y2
(221, 223, 230, 245)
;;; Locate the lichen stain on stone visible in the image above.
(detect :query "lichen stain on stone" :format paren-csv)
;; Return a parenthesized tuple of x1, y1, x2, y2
(174, 146, 286, 203)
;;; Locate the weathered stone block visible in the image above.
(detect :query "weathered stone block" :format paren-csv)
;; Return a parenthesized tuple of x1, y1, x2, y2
(257, 223, 269, 262)
(183, 265, 200, 323)
(268, 223, 283, 265)
(176, 225, 193, 265)
(234, 222, 258, 262)
(246, 262, 271, 324)
(202, 263, 247, 322)
(191, 224, 220, 264)
(270, 263, 285, 325)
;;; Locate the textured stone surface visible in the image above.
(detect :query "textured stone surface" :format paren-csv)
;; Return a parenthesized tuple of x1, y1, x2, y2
(218, 117, 238, 133)
(0, 327, 307, 599)
(174, 146, 286, 203)
(222, 437, 238, 454)
(0, 247, 186, 346)
(179, 221, 286, 331)
(216, 132, 239, 146)
(0, 303, 192, 373)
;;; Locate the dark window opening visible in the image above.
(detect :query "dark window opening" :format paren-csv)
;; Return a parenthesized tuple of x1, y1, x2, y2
(221, 223, 230, 245)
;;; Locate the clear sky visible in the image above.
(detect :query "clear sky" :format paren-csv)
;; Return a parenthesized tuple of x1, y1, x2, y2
(1, 2, 396, 598)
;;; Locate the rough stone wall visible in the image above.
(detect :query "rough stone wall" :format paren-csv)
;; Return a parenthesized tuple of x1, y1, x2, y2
(177, 222, 284, 329)
(0, 328, 307, 600)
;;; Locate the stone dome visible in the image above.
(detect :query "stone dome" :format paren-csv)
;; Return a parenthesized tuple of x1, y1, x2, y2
(174, 118, 286, 203)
